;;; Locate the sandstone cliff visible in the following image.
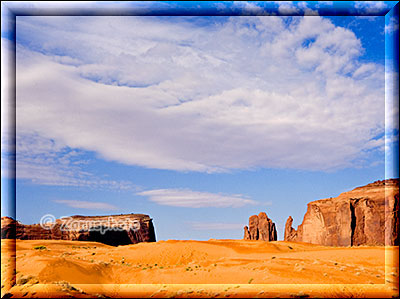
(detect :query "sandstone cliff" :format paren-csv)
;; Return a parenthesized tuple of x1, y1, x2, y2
(244, 212, 277, 241)
(284, 179, 399, 246)
(1, 213, 156, 246)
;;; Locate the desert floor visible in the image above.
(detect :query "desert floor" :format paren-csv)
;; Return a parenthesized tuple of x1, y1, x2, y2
(1, 239, 398, 298)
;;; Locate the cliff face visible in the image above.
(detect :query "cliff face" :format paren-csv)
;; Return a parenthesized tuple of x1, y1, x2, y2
(284, 179, 399, 246)
(244, 212, 277, 241)
(1, 214, 156, 246)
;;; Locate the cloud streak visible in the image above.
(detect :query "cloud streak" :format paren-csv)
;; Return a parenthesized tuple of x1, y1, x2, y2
(53, 199, 118, 210)
(13, 132, 138, 191)
(137, 189, 258, 208)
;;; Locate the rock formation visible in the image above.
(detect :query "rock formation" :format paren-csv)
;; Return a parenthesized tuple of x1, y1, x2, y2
(1, 216, 16, 239)
(248, 215, 259, 240)
(284, 216, 297, 242)
(1, 213, 156, 246)
(244, 212, 277, 241)
(284, 179, 399, 246)
(243, 226, 250, 240)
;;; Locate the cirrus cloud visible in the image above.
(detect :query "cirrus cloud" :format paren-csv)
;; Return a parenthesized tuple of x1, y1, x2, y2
(137, 189, 258, 208)
(53, 199, 118, 210)
(14, 16, 386, 174)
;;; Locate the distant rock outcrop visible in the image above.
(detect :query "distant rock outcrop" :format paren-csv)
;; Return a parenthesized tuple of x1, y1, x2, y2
(284, 179, 399, 246)
(284, 216, 297, 242)
(1, 216, 16, 239)
(243, 226, 250, 240)
(1, 214, 156, 246)
(244, 212, 277, 241)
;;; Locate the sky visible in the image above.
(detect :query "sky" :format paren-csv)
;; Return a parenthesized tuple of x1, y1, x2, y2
(1, 1, 399, 241)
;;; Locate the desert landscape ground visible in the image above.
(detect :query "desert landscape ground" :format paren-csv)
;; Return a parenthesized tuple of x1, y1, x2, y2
(1, 179, 399, 297)
(1, 239, 398, 298)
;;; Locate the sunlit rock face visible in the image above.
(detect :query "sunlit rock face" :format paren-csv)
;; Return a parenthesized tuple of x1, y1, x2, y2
(285, 179, 399, 246)
(244, 212, 277, 241)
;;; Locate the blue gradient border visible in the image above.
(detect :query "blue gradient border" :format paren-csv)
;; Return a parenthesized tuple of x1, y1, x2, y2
(1, 0, 399, 294)
(385, 3, 400, 180)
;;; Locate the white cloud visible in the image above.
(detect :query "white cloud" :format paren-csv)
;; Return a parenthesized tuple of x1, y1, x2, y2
(316, 1, 333, 6)
(137, 189, 257, 208)
(232, 2, 266, 16)
(364, 137, 385, 151)
(352, 63, 377, 79)
(187, 221, 245, 231)
(53, 199, 118, 210)
(276, 1, 299, 14)
(354, 1, 388, 14)
(385, 17, 399, 34)
(14, 16, 385, 173)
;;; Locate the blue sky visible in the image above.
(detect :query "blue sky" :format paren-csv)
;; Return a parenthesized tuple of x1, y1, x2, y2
(1, 1, 399, 240)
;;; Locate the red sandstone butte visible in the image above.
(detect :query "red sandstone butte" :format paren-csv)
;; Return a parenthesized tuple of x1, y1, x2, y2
(284, 179, 399, 246)
(244, 212, 277, 241)
(1, 213, 156, 246)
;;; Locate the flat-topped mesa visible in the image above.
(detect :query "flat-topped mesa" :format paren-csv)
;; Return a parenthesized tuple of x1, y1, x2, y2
(353, 178, 399, 189)
(244, 212, 277, 241)
(284, 179, 399, 246)
(1, 213, 156, 246)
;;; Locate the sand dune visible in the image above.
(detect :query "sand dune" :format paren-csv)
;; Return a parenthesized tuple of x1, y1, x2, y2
(1, 239, 398, 298)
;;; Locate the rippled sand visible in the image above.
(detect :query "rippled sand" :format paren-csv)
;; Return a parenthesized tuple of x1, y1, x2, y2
(1, 239, 398, 298)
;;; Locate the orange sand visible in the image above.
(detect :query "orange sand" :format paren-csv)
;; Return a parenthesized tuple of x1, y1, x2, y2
(1, 239, 398, 298)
